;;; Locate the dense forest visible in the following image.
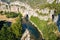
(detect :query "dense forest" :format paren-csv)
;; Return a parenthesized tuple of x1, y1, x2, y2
(0, 12, 22, 40)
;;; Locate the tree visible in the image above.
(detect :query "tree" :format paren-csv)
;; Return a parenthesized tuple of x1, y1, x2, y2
(0, 24, 17, 40)
(11, 13, 22, 38)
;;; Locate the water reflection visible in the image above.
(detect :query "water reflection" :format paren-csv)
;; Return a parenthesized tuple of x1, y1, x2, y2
(21, 15, 42, 40)
(57, 14, 60, 32)
(0, 20, 11, 30)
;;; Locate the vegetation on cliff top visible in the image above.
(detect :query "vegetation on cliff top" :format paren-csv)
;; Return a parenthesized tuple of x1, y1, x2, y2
(30, 16, 58, 40)
(0, 13, 22, 40)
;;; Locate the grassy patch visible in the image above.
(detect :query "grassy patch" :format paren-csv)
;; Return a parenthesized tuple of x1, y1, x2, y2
(5, 12, 18, 18)
(30, 16, 58, 40)
(6, 12, 18, 18)
(0, 11, 19, 18)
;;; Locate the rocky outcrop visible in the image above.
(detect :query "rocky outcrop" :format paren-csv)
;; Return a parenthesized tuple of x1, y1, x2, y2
(21, 29, 30, 40)
(47, 0, 54, 4)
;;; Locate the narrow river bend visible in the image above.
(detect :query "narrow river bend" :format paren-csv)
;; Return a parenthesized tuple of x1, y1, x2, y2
(21, 17, 43, 40)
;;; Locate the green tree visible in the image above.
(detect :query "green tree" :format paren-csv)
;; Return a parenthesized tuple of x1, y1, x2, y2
(0, 24, 17, 40)
(11, 13, 22, 38)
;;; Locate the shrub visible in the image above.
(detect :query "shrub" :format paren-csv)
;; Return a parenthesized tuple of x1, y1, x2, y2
(0, 11, 3, 15)
(6, 12, 18, 18)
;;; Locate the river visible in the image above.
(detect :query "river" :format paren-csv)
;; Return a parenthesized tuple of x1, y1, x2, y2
(57, 14, 60, 32)
(0, 20, 11, 30)
(21, 16, 42, 40)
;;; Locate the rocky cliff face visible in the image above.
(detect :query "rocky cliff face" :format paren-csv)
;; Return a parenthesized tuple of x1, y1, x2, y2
(1, 0, 47, 9)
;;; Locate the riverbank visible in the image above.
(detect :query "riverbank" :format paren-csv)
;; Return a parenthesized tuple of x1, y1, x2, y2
(21, 17, 43, 40)
(29, 19, 44, 38)
(30, 16, 58, 40)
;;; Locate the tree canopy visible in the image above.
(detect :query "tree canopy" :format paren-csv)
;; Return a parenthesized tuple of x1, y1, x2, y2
(0, 13, 22, 40)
